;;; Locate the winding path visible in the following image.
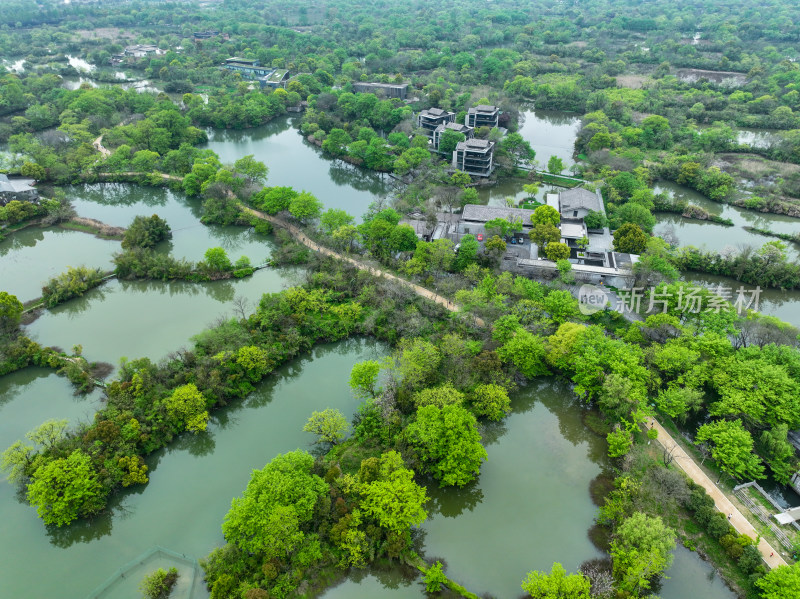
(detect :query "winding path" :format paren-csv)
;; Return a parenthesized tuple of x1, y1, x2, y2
(241, 206, 478, 323)
(93, 135, 111, 158)
(249, 205, 784, 569)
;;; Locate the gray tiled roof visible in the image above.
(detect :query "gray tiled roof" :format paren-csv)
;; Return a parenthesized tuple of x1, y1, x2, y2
(424, 107, 446, 116)
(470, 105, 498, 112)
(559, 187, 602, 212)
(458, 138, 492, 149)
(0, 174, 35, 193)
(461, 204, 535, 224)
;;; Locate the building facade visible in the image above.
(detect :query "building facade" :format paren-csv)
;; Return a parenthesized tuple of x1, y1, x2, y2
(416, 108, 455, 137)
(432, 122, 473, 150)
(465, 105, 500, 129)
(352, 82, 409, 100)
(222, 58, 274, 78)
(452, 138, 495, 177)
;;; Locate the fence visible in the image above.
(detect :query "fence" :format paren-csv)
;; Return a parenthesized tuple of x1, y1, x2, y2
(733, 482, 798, 551)
(86, 546, 202, 599)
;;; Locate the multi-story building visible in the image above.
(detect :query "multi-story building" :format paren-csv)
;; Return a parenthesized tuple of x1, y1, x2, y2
(432, 122, 473, 150)
(465, 104, 500, 129)
(416, 107, 455, 137)
(452, 138, 495, 177)
(352, 82, 409, 100)
(222, 58, 274, 78)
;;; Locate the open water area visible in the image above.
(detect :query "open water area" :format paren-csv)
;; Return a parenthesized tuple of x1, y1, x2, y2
(0, 110, 780, 598)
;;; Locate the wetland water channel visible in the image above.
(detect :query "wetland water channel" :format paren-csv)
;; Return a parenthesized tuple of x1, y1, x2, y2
(0, 113, 770, 598)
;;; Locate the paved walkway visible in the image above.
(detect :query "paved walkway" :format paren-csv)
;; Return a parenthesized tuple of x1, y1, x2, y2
(242, 206, 484, 325)
(246, 204, 786, 571)
(93, 135, 111, 158)
(649, 419, 787, 569)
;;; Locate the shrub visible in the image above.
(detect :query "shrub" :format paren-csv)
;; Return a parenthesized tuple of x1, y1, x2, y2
(139, 567, 178, 599)
(425, 561, 448, 593)
(41, 266, 105, 307)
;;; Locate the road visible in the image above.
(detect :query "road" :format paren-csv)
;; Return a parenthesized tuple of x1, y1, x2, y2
(246, 204, 786, 570)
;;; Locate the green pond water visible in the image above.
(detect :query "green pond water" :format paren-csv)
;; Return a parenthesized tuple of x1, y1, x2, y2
(0, 338, 387, 599)
(651, 181, 800, 327)
(0, 227, 119, 303)
(653, 180, 800, 260)
(200, 116, 392, 216)
(0, 111, 765, 599)
(517, 108, 582, 170)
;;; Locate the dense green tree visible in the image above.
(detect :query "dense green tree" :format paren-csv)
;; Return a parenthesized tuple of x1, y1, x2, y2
(163, 383, 209, 433)
(289, 191, 323, 223)
(547, 155, 565, 175)
(319, 209, 355, 234)
(139, 567, 179, 599)
(0, 440, 33, 483)
(485, 216, 523, 238)
(521, 563, 591, 599)
(27, 450, 104, 526)
(0, 291, 23, 335)
(122, 214, 171, 250)
(359, 451, 427, 533)
(203, 247, 232, 272)
(545, 241, 571, 262)
(406, 404, 487, 487)
(255, 186, 298, 214)
(655, 387, 704, 421)
(612, 223, 648, 254)
(498, 330, 550, 378)
(531, 205, 561, 227)
(695, 419, 765, 481)
(470, 384, 511, 421)
(530, 223, 561, 249)
(584, 210, 608, 230)
(233, 154, 269, 184)
(393, 338, 441, 392)
(607, 427, 633, 458)
(302, 408, 349, 444)
(413, 383, 465, 409)
(453, 234, 479, 270)
(610, 512, 676, 595)
(759, 424, 798, 484)
(349, 360, 382, 399)
(755, 563, 800, 599)
(499, 132, 536, 168)
(611, 203, 656, 233)
(222, 451, 327, 557)
(438, 129, 466, 154)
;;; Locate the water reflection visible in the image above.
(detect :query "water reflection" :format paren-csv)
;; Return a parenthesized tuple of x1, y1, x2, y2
(0, 227, 118, 302)
(517, 108, 582, 168)
(420, 378, 606, 598)
(0, 339, 386, 598)
(201, 116, 390, 215)
(654, 181, 800, 260)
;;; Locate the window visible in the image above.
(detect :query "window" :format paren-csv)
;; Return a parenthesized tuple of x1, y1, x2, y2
(573, 211, 578, 217)
(464, 227, 470, 234)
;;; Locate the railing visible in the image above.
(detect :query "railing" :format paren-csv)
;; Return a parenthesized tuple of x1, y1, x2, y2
(86, 545, 201, 599)
(733, 482, 798, 550)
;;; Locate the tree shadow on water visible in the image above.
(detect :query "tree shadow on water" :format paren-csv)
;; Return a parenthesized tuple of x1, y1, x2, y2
(171, 427, 216, 457)
(425, 477, 485, 518)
